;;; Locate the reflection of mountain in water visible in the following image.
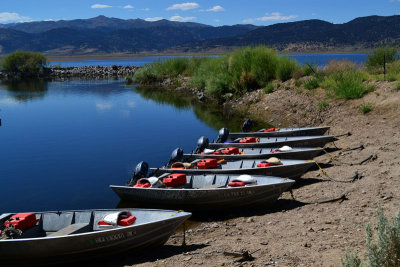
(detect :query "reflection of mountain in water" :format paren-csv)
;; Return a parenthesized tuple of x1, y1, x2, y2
(133, 86, 269, 131)
(0, 80, 48, 102)
(0, 79, 131, 102)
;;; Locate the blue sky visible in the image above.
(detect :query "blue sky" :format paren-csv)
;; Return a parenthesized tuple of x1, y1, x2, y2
(0, 0, 399, 26)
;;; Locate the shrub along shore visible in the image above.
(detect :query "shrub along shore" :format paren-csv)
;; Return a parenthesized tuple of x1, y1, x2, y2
(127, 45, 399, 103)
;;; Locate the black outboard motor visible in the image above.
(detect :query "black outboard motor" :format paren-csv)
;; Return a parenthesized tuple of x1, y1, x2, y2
(242, 119, 254, 132)
(128, 161, 149, 186)
(168, 148, 184, 165)
(194, 136, 209, 153)
(215, 128, 229, 143)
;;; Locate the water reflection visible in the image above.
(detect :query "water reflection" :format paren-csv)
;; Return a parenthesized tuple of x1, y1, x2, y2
(1, 79, 48, 102)
(133, 85, 270, 132)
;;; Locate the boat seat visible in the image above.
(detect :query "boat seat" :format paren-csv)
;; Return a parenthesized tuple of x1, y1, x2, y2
(224, 161, 242, 169)
(241, 160, 255, 169)
(48, 223, 89, 237)
(192, 175, 214, 189)
(214, 175, 228, 187)
(42, 212, 74, 232)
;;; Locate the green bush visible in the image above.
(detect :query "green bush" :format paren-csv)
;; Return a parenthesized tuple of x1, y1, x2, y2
(342, 205, 400, 267)
(367, 46, 398, 71)
(304, 77, 320, 90)
(277, 56, 300, 81)
(322, 70, 372, 99)
(360, 102, 374, 114)
(1, 51, 47, 74)
(294, 80, 302, 87)
(264, 83, 274, 94)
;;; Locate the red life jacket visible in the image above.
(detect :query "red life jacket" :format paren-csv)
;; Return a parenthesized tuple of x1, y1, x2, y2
(263, 128, 276, 132)
(239, 137, 258, 143)
(134, 179, 151, 188)
(257, 161, 283, 167)
(197, 158, 218, 169)
(98, 213, 137, 227)
(162, 173, 187, 187)
(4, 213, 38, 231)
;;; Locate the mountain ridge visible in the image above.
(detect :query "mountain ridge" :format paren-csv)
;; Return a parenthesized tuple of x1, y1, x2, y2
(0, 15, 399, 55)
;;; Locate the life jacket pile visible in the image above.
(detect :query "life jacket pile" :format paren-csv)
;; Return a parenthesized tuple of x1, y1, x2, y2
(239, 137, 258, 143)
(98, 211, 136, 228)
(228, 175, 257, 187)
(162, 173, 187, 187)
(4, 213, 38, 231)
(257, 160, 283, 167)
(197, 158, 218, 169)
(201, 147, 239, 155)
(263, 128, 280, 132)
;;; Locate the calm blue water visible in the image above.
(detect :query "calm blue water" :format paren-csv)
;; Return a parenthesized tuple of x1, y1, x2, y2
(51, 54, 368, 68)
(0, 79, 244, 213)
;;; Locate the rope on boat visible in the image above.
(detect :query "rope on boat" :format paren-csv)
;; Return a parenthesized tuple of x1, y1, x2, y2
(170, 210, 183, 217)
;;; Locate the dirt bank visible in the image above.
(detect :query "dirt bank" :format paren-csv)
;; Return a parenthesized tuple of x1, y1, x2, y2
(95, 80, 400, 266)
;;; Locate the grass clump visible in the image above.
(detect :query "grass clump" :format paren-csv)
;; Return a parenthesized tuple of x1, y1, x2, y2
(359, 102, 374, 114)
(130, 57, 203, 84)
(304, 77, 320, 90)
(317, 100, 329, 111)
(342, 205, 400, 267)
(2, 50, 47, 74)
(322, 70, 372, 99)
(276, 56, 300, 81)
(264, 83, 274, 94)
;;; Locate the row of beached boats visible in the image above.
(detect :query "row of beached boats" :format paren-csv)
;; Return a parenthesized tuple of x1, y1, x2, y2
(0, 122, 334, 264)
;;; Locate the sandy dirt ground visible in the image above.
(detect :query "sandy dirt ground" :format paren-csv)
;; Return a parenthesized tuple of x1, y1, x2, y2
(87, 80, 400, 267)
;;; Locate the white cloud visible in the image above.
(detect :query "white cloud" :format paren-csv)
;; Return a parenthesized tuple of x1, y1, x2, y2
(166, 2, 199, 11)
(169, 15, 196, 22)
(0, 12, 31, 23)
(44, 19, 54, 21)
(140, 8, 150, 11)
(91, 4, 112, 9)
(145, 17, 164, 21)
(96, 103, 113, 110)
(123, 5, 134, 9)
(243, 12, 298, 23)
(201, 5, 224, 12)
(214, 19, 221, 23)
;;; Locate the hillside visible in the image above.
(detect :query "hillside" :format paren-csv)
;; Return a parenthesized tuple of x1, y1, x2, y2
(1, 15, 400, 55)
(173, 15, 400, 53)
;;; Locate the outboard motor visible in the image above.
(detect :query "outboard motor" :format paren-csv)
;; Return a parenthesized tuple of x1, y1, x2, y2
(216, 128, 229, 143)
(168, 148, 184, 165)
(242, 119, 254, 132)
(128, 161, 149, 186)
(194, 136, 209, 153)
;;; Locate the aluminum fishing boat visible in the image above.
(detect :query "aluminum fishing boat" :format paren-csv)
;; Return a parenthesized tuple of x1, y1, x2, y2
(111, 174, 294, 211)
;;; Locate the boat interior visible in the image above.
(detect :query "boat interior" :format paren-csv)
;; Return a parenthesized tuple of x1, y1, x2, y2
(0, 210, 175, 240)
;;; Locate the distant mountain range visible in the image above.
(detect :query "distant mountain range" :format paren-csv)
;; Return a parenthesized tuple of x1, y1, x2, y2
(0, 15, 399, 55)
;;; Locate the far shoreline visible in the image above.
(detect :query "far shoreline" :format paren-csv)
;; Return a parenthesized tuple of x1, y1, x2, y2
(47, 51, 371, 62)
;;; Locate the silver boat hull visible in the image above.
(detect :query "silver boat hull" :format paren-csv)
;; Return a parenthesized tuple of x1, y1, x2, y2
(184, 147, 323, 160)
(208, 135, 336, 149)
(229, 126, 330, 138)
(0, 209, 190, 264)
(111, 175, 294, 211)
